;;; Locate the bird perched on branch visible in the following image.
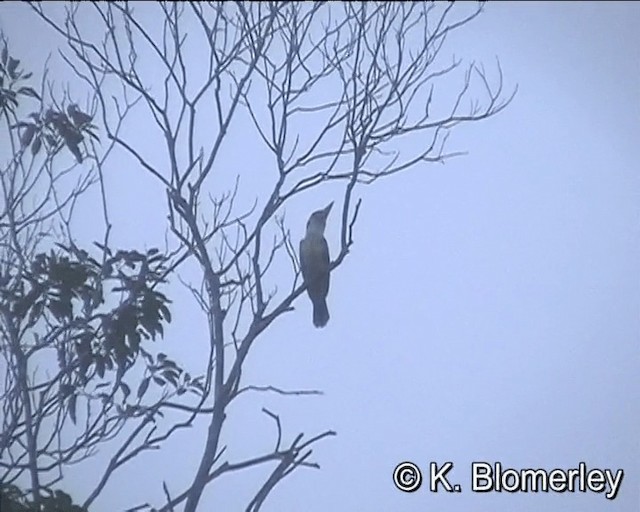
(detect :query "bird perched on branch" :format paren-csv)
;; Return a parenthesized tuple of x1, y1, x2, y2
(299, 202, 333, 328)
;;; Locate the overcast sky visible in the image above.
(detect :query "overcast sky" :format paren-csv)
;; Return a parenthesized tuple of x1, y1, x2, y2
(1, 2, 639, 512)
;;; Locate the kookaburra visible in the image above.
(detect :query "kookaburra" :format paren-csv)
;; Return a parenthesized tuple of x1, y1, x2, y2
(299, 202, 333, 328)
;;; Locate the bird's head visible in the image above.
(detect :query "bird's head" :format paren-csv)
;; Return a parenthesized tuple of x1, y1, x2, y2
(306, 201, 333, 235)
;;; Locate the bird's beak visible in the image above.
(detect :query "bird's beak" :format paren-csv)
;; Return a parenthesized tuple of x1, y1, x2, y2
(323, 202, 334, 218)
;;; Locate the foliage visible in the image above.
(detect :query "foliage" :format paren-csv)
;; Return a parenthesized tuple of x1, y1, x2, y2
(0, 32, 178, 511)
(11, 105, 99, 163)
(0, 484, 87, 512)
(0, 42, 39, 113)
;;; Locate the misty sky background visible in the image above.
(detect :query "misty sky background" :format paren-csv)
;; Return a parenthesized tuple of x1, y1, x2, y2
(1, 2, 638, 511)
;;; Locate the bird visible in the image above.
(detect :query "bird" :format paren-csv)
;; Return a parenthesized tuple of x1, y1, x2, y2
(299, 202, 333, 328)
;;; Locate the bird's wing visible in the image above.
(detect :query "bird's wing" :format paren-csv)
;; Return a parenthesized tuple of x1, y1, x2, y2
(299, 238, 310, 281)
(299, 237, 330, 298)
(317, 238, 330, 296)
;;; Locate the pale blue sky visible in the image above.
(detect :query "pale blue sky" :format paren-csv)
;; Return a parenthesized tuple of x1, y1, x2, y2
(1, 2, 638, 511)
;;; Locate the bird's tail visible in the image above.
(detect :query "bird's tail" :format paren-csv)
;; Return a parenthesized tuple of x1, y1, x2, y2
(313, 298, 329, 328)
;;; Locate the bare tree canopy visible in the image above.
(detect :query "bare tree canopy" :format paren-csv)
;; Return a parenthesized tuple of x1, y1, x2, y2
(2, 2, 514, 511)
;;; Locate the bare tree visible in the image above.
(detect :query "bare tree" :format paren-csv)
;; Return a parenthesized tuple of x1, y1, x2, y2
(23, 2, 515, 511)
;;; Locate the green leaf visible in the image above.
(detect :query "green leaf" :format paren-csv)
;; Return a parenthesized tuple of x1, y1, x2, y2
(66, 141, 83, 163)
(60, 383, 75, 399)
(17, 86, 40, 100)
(162, 370, 178, 386)
(45, 133, 57, 147)
(20, 123, 36, 147)
(31, 135, 42, 156)
(68, 394, 77, 424)
(85, 128, 100, 142)
(120, 381, 131, 399)
(137, 376, 150, 399)
(8, 57, 19, 78)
